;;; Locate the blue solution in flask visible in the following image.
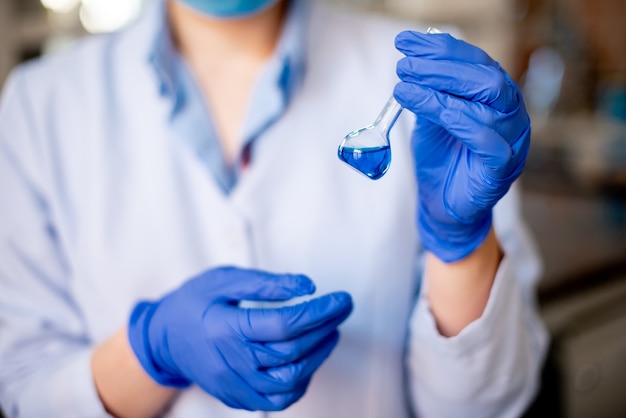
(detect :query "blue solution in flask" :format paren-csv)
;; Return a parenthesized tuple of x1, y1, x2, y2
(338, 145, 391, 180)
(337, 96, 401, 180)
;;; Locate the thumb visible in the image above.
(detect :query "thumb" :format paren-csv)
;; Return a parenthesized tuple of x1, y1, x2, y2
(190, 266, 316, 303)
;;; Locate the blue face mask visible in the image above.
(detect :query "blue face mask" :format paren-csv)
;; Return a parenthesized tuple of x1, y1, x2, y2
(177, 0, 281, 19)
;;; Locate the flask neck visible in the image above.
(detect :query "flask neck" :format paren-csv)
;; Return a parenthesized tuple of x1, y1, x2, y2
(373, 96, 403, 134)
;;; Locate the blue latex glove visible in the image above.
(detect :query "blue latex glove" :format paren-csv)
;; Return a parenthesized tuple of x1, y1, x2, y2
(128, 266, 353, 411)
(393, 31, 531, 262)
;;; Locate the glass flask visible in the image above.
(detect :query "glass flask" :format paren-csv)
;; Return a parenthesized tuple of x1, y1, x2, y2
(337, 27, 441, 180)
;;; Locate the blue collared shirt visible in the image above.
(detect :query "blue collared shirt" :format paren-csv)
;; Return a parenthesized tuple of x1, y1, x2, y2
(149, 0, 308, 192)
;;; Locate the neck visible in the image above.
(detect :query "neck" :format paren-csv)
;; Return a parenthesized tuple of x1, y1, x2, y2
(165, 0, 288, 165)
(167, 0, 286, 66)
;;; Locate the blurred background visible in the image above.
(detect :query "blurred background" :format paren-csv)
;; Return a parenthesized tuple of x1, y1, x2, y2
(0, 0, 624, 416)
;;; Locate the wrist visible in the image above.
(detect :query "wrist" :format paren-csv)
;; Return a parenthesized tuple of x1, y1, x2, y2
(128, 301, 191, 388)
(92, 328, 178, 418)
(424, 227, 503, 337)
(418, 208, 493, 263)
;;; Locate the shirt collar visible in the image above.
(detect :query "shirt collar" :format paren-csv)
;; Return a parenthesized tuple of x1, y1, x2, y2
(145, 0, 310, 117)
(273, 0, 309, 102)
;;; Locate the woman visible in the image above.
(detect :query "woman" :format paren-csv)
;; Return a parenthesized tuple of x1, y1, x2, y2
(0, 0, 547, 416)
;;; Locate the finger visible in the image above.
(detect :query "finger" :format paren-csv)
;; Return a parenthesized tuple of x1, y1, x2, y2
(263, 381, 309, 411)
(396, 81, 530, 154)
(253, 309, 348, 367)
(395, 30, 500, 68)
(396, 57, 517, 113)
(190, 266, 315, 302)
(394, 82, 515, 170)
(199, 364, 276, 412)
(252, 331, 340, 394)
(238, 291, 353, 342)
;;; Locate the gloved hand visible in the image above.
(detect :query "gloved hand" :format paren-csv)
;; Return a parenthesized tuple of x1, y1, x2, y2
(128, 266, 353, 411)
(393, 31, 531, 262)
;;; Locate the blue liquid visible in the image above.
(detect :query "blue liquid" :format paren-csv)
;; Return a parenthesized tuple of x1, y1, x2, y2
(338, 145, 391, 180)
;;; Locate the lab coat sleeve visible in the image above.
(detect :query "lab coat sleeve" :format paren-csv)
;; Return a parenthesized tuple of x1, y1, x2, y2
(0, 69, 111, 418)
(406, 184, 549, 418)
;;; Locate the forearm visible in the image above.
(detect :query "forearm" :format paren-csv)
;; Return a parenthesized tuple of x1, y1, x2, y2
(92, 328, 177, 418)
(408, 219, 548, 417)
(424, 226, 503, 337)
